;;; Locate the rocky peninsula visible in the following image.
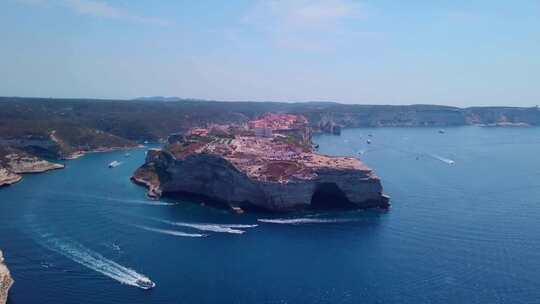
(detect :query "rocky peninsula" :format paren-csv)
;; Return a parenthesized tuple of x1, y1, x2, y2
(133, 113, 389, 212)
(0, 250, 13, 304)
(0, 168, 22, 187)
(0, 147, 64, 187)
(0, 127, 136, 187)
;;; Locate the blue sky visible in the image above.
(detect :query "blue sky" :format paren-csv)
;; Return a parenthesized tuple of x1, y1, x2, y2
(1, 0, 539, 106)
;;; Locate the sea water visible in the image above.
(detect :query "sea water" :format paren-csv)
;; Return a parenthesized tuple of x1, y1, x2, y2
(1, 126, 540, 303)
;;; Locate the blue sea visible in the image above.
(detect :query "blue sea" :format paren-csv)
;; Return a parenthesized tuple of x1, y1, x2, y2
(1, 127, 540, 304)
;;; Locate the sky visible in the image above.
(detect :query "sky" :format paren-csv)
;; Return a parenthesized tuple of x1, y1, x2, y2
(1, 0, 539, 107)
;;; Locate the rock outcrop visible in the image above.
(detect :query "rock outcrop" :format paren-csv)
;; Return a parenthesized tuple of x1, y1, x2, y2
(318, 118, 342, 135)
(0, 250, 13, 304)
(134, 150, 388, 211)
(133, 113, 389, 212)
(0, 167, 22, 187)
(0, 147, 64, 187)
(2, 153, 64, 174)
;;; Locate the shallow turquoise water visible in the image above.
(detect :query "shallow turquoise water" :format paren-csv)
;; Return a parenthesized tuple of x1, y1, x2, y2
(1, 127, 540, 303)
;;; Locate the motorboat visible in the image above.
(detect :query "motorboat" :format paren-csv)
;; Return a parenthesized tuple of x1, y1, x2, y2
(135, 278, 155, 290)
(108, 161, 121, 168)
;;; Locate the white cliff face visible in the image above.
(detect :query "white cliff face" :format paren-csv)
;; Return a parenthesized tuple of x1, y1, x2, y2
(3, 153, 64, 174)
(0, 147, 64, 187)
(0, 151, 64, 187)
(0, 250, 14, 304)
(133, 150, 388, 212)
(0, 167, 22, 187)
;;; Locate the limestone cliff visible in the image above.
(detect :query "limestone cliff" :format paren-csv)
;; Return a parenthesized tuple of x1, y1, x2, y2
(0, 147, 64, 187)
(0, 250, 13, 304)
(0, 167, 22, 187)
(134, 150, 388, 211)
(133, 114, 389, 212)
(2, 152, 64, 174)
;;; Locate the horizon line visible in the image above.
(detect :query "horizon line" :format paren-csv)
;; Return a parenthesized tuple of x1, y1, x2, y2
(0, 95, 538, 109)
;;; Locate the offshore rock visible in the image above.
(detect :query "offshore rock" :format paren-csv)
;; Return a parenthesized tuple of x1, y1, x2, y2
(133, 113, 389, 212)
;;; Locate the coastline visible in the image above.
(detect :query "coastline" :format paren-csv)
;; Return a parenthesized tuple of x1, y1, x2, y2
(62, 144, 144, 160)
(0, 250, 13, 304)
(0, 168, 22, 187)
(1, 145, 142, 188)
(130, 173, 162, 199)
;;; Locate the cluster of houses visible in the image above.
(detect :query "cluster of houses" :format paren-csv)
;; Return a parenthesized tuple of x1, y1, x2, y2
(247, 113, 312, 145)
(178, 113, 311, 143)
(165, 112, 361, 183)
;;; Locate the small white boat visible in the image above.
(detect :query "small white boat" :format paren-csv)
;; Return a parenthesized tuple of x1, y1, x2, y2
(438, 129, 445, 134)
(366, 139, 372, 144)
(135, 278, 155, 290)
(108, 161, 121, 168)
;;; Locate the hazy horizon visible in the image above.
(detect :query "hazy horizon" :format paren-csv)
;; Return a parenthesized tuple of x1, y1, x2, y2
(3, 94, 540, 109)
(1, 0, 539, 107)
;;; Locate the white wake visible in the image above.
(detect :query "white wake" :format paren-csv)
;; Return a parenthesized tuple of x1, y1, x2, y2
(257, 218, 355, 225)
(157, 219, 258, 234)
(430, 154, 455, 165)
(113, 199, 176, 206)
(134, 225, 207, 237)
(57, 192, 177, 206)
(96, 196, 177, 206)
(40, 235, 154, 289)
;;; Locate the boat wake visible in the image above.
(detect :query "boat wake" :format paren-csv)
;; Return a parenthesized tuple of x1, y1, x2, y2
(49, 192, 177, 206)
(134, 225, 207, 237)
(430, 154, 455, 165)
(111, 198, 176, 206)
(38, 235, 154, 289)
(257, 218, 356, 225)
(157, 219, 258, 234)
(90, 195, 177, 206)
